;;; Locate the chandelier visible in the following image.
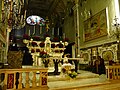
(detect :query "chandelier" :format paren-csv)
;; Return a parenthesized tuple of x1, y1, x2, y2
(3, 0, 26, 30)
(109, 16, 120, 42)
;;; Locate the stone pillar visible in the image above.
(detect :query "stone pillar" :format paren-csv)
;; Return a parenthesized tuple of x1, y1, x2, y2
(72, 0, 80, 57)
(5, 28, 12, 63)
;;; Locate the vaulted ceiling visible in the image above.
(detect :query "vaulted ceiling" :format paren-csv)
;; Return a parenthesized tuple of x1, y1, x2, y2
(26, 0, 67, 21)
(24, 0, 76, 27)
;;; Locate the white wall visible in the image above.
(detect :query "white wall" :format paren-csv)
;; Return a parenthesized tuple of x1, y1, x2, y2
(63, 14, 75, 43)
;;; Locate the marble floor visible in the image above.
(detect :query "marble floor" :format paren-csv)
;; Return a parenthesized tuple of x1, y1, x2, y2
(21, 66, 120, 90)
(48, 80, 120, 90)
(48, 70, 109, 90)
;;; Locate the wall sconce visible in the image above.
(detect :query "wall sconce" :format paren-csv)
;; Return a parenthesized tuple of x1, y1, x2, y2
(110, 16, 120, 42)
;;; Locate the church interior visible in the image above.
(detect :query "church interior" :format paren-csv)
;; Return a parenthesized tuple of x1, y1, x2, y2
(0, 0, 120, 90)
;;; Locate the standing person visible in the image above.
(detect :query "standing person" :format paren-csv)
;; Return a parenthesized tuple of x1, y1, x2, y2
(64, 42, 78, 73)
(109, 59, 114, 65)
(93, 58, 100, 74)
(22, 47, 33, 65)
(64, 42, 75, 64)
(98, 56, 106, 75)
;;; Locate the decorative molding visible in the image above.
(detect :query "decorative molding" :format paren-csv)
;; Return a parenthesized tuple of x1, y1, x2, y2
(98, 44, 117, 62)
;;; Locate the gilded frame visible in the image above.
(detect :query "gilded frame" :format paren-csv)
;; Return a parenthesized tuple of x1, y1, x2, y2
(83, 8, 108, 42)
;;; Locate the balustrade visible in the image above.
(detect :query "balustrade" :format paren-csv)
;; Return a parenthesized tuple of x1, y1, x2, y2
(106, 65, 120, 80)
(0, 68, 48, 90)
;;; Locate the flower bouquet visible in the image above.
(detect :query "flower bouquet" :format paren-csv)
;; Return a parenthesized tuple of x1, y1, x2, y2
(68, 69, 77, 79)
(31, 42, 37, 47)
(32, 36, 41, 41)
(39, 42, 45, 47)
(31, 49, 35, 53)
(39, 51, 50, 67)
(23, 34, 30, 40)
(39, 51, 49, 58)
(63, 38, 69, 42)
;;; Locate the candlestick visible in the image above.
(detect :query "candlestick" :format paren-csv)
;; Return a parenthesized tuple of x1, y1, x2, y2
(63, 33, 65, 39)
(29, 30, 30, 36)
(19, 5, 21, 14)
(33, 26, 35, 34)
(93, 51, 96, 56)
(40, 26, 42, 34)
(21, 15, 23, 22)
(2, 0, 4, 10)
(24, 10, 26, 19)
(52, 28, 54, 35)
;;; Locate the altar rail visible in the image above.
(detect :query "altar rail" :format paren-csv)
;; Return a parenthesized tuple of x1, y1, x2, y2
(0, 68, 48, 90)
(106, 65, 120, 80)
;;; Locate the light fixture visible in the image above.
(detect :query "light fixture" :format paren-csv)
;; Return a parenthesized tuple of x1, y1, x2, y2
(110, 16, 120, 42)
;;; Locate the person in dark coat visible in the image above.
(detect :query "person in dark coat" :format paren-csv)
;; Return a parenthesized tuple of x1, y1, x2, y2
(64, 42, 75, 64)
(63, 42, 78, 73)
(22, 47, 33, 65)
(98, 56, 106, 75)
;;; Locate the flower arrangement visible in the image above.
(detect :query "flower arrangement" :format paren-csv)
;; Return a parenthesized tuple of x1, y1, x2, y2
(23, 34, 30, 40)
(56, 43, 63, 48)
(51, 43, 55, 48)
(44, 34, 50, 38)
(53, 37, 59, 42)
(32, 36, 41, 41)
(39, 50, 49, 58)
(39, 50, 50, 67)
(31, 42, 37, 47)
(36, 49, 40, 52)
(39, 42, 45, 47)
(31, 49, 35, 53)
(68, 69, 77, 79)
(63, 38, 69, 42)
(61, 68, 77, 79)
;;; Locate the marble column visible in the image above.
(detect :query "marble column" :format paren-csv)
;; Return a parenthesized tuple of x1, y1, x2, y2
(72, 0, 80, 57)
(6, 28, 12, 63)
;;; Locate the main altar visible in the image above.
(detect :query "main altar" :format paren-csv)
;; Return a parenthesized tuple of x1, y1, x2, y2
(23, 37, 68, 72)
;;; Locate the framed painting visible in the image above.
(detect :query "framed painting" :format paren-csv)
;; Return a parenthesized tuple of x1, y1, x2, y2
(83, 8, 108, 42)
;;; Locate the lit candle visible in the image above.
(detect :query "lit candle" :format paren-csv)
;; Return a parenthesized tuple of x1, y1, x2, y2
(24, 10, 27, 19)
(19, 5, 21, 14)
(40, 26, 42, 34)
(29, 29, 30, 36)
(52, 28, 54, 35)
(21, 15, 23, 22)
(33, 26, 35, 34)
(2, 0, 4, 10)
(93, 51, 96, 56)
(63, 33, 65, 39)
(10, 1, 12, 11)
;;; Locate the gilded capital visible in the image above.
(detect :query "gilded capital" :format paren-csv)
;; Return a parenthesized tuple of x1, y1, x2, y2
(7, 28, 12, 32)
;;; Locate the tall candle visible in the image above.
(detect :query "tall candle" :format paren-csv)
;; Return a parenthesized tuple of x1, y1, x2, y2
(29, 29, 30, 36)
(33, 25, 35, 34)
(93, 51, 96, 56)
(63, 33, 65, 39)
(19, 5, 21, 14)
(21, 15, 23, 22)
(52, 28, 54, 35)
(40, 26, 42, 34)
(2, 0, 4, 10)
(24, 10, 26, 19)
